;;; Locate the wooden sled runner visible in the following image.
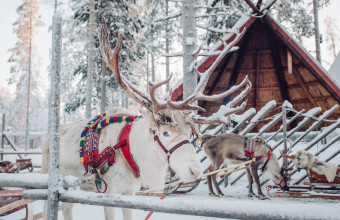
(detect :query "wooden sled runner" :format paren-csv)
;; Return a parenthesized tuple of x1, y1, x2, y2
(0, 189, 33, 220)
(276, 168, 340, 199)
(137, 161, 251, 196)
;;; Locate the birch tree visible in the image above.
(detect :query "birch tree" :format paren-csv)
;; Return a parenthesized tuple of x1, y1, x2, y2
(85, 0, 95, 118)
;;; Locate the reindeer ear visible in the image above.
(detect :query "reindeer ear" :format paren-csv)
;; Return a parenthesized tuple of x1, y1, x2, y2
(202, 134, 216, 142)
(141, 109, 158, 128)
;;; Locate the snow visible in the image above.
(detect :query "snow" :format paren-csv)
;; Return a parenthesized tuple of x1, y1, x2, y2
(328, 52, 340, 86)
(4, 182, 339, 220)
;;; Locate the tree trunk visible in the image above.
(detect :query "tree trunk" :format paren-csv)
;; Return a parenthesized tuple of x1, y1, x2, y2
(85, 0, 95, 118)
(165, 0, 170, 92)
(151, 53, 155, 82)
(313, 0, 321, 63)
(146, 51, 149, 92)
(182, 0, 197, 99)
(25, 0, 33, 151)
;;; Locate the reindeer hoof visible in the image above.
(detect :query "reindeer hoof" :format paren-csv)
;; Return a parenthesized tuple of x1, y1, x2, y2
(248, 193, 255, 198)
(258, 194, 268, 200)
(216, 193, 224, 197)
(209, 192, 216, 197)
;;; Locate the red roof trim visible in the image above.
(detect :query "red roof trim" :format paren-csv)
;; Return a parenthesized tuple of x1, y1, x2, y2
(266, 16, 340, 99)
(172, 16, 257, 101)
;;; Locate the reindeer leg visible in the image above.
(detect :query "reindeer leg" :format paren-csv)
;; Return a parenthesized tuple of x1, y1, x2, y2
(250, 162, 267, 200)
(245, 164, 255, 198)
(207, 164, 216, 196)
(212, 163, 224, 197)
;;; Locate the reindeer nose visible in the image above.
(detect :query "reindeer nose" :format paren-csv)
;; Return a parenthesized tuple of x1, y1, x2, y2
(283, 185, 289, 191)
(189, 167, 201, 179)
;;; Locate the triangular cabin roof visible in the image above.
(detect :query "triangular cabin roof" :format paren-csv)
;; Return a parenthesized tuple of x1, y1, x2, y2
(171, 14, 340, 131)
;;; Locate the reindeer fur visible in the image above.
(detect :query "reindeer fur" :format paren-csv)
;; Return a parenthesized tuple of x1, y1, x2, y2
(202, 133, 288, 199)
(42, 107, 202, 220)
(293, 150, 338, 182)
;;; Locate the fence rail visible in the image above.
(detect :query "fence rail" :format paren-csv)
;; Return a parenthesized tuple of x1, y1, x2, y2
(194, 101, 340, 187)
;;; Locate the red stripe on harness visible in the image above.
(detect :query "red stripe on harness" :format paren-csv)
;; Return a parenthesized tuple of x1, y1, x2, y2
(118, 123, 140, 178)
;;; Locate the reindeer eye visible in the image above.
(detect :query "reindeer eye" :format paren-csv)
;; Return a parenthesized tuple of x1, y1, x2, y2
(163, 131, 169, 137)
(165, 116, 172, 122)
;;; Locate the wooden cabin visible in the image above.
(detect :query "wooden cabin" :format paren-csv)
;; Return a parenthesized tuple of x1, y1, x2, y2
(171, 15, 340, 131)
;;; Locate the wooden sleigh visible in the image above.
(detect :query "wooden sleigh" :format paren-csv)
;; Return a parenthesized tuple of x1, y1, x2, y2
(276, 168, 340, 199)
(0, 159, 33, 173)
(137, 161, 251, 196)
(0, 189, 32, 220)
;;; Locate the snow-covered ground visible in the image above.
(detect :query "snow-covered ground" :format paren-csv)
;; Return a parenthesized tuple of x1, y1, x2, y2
(3, 182, 340, 220)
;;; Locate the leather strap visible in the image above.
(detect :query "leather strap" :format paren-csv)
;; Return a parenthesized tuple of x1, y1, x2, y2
(153, 133, 190, 165)
(118, 123, 140, 178)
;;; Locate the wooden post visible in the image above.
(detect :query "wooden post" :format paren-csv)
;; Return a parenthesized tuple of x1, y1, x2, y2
(282, 103, 288, 172)
(1, 113, 5, 161)
(47, 10, 62, 220)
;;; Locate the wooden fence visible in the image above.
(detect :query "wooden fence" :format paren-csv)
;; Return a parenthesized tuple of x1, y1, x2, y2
(193, 100, 340, 187)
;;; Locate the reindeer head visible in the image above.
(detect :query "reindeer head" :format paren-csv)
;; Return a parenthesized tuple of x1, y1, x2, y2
(99, 18, 251, 181)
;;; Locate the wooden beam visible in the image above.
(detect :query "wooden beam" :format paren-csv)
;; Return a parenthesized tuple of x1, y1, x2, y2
(201, 53, 233, 110)
(293, 64, 318, 107)
(267, 26, 291, 102)
(223, 24, 255, 105)
(255, 50, 260, 105)
(243, 0, 262, 15)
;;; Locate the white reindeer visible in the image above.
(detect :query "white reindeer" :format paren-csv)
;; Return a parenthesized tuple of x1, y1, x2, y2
(43, 18, 251, 220)
(202, 133, 289, 199)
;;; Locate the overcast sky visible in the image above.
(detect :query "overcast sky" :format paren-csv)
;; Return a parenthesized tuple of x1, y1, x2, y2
(1, 0, 340, 94)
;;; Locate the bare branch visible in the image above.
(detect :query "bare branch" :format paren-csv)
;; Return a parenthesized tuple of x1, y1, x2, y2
(154, 12, 182, 22)
(196, 23, 236, 34)
(243, 0, 262, 15)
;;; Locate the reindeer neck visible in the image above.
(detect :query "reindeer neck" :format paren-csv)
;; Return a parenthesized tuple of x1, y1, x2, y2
(128, 118, 168, 190)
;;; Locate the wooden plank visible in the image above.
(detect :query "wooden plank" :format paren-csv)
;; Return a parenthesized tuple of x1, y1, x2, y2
(201, 53, 233, 110)
(0, 199, 34, 215)
(287, 49, 292, 74)
(223, 25, 254, 105)
(3, 135, 23, 159)
(1, 113, 4, 161)
(293, 68, 318, 107)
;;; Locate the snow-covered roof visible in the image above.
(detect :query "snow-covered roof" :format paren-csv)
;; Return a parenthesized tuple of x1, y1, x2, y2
(329, 52, 340, 87)
(172, 14, 340, 103)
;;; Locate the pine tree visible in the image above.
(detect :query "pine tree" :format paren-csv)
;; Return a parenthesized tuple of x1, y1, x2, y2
(63, 0, 145, 114)
(7, 0, 44, 148)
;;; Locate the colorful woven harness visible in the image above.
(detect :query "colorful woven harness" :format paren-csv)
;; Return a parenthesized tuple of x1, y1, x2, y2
(244, 137, 273, 171)
(79, 113, 141, 190)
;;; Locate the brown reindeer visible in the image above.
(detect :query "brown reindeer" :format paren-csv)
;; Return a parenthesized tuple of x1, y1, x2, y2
(202, 133, 289, 199)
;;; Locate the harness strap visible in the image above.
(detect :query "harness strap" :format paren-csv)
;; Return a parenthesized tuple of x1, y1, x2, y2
(153, 134, 190, 164)
(93, 139, 127, 169)
(118, 123, 140, 178)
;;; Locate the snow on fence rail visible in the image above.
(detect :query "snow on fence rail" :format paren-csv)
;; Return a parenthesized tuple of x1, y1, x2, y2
(194, 100, 340, 187)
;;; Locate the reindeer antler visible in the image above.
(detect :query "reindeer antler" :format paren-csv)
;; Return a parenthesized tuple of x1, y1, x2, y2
(100, 18, 251, 125)
(280, 150, 295, 160)
(99, 17, 153, 111)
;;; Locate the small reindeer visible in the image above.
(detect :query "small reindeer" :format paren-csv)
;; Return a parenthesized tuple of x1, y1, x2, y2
(202, 133, 289, 199)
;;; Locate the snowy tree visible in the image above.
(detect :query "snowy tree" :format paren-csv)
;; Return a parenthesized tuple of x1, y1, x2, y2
(63, 0, 145, 115)
(7, 0, 44, 149)
(324, 16, 340, 60)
